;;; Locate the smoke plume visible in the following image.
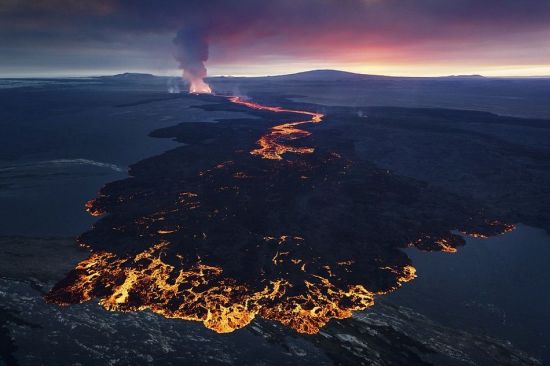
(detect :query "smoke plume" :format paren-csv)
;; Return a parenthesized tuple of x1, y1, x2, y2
(173, 27, 212, 94)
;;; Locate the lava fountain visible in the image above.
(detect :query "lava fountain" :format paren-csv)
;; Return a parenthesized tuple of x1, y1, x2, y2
(188, 77, 212, 94)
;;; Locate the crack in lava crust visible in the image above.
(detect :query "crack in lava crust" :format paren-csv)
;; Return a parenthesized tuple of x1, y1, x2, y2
(45, 95, 515, 334)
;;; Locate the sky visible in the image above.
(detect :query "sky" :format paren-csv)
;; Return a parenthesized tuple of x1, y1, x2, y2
(1, 0, 550, 77)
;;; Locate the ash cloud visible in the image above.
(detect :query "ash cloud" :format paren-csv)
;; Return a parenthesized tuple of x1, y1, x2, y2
(173, 27, 211, 93)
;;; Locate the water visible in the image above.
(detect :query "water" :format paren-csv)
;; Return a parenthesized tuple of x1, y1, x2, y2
(0, 81, 257, 236)
(388, 225, 550, 363)
(0, 104, 179, 236)
(0, 160, 125, 236)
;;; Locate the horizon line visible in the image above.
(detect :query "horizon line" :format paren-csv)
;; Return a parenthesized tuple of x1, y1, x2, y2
(2, 68, 550, 79)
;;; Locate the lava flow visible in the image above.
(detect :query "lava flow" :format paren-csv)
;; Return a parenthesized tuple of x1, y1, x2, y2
(228, 96, 323, 160)
(45, 94, 515, 336)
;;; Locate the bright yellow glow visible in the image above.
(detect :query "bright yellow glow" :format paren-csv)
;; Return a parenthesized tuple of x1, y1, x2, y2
(208, 63, 550, 78)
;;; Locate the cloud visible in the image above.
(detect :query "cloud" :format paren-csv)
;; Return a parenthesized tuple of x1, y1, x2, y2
(1, 0, 550, 75)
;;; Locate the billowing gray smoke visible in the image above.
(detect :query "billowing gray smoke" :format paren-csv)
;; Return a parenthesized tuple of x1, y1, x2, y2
(173, 28, 212, 93)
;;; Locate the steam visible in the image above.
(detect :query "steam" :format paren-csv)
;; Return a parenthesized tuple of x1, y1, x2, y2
(173, 28, 212, 94)
(167, 78, 180, 94)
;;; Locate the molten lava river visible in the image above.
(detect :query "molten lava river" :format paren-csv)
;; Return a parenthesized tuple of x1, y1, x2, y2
(228, 96, 323, 160)
(46, 95, 514, 334)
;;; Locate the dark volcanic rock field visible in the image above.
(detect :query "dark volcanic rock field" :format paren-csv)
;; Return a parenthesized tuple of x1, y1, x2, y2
(47, 95, 516, 334)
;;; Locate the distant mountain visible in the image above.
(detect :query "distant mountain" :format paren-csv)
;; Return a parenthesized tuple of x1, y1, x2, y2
(99, 72, 159, 80)
(244, 69, 487, 81)
(96, 70, 489, 83)
(441, 74, 485, 79)
(263, 69, 392, 81)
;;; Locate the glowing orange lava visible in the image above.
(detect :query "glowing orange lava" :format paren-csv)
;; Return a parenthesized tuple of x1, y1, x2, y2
(46, 96, 516, 336)
(46, 241, 417, 334)
(85, 199, 104, 217)
(189, 78, 212, 94)
(228, 96, 324, 160)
